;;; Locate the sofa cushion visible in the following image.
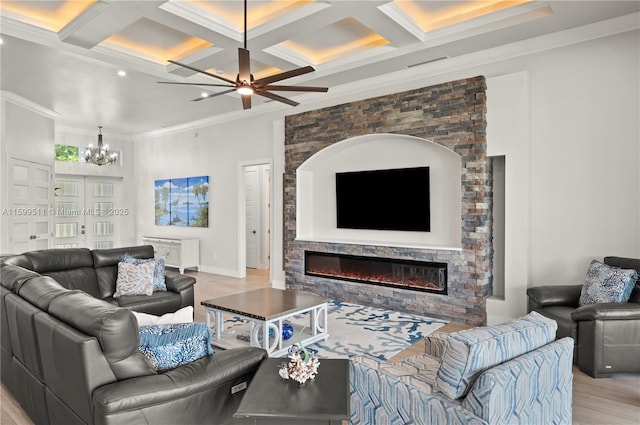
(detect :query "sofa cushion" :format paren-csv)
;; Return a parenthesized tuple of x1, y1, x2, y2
(114, 262, 154, 298)
(121, 253, 167, 292)
(579, 260, 637, 305)
(138, 323, 213, 371)
(132, 306, 193, 327)
(435, 311, 557, 400)
(110, 290, 183, 315)
(21, 248, 102, 298)
(24, 248, 93, 273)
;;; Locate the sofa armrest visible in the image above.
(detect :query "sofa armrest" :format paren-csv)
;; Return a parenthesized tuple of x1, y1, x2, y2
(571, 302, 640, 321)
(92, 347, 266, 419)
(462, 337, 573, 425)
(526, 285, 582, 308)
(424, 331, 449, 358)
(164, 270, 195, 293)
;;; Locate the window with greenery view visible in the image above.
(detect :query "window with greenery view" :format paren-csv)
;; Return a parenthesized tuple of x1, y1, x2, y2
(55, 144, 80, 162)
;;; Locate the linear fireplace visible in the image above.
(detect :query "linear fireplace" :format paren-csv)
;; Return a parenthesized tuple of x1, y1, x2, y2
(304, 251, 447, 294)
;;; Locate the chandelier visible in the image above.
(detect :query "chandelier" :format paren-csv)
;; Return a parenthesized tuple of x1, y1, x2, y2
(84, 126, 117, 166)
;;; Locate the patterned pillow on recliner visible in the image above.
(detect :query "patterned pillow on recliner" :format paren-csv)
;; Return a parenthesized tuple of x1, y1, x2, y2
(139, 323, 213, 371)
(579, 260, 637, 305)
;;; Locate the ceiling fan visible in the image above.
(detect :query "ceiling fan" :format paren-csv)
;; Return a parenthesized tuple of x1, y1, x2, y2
(158, 0, 328, 110)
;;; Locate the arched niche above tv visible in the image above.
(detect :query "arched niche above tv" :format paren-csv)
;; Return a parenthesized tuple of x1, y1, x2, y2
(296, 133, 462, 250)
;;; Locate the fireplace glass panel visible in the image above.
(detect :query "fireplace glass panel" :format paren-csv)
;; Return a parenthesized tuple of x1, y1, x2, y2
(305, 251, 446, 294)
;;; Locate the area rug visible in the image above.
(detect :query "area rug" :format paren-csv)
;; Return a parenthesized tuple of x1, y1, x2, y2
(223, 300, 447, 360)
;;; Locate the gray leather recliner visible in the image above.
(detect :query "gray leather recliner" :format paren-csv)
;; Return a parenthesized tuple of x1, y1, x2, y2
(527, 256, 640, 378)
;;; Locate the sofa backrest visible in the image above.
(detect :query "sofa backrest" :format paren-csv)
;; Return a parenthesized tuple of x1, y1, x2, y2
(435, 311, 557, 400)
(604, 256, 640, 303)
(21, 248, 102, 298)
(47, 290, 156, 381)
(93, 245, 155, 299)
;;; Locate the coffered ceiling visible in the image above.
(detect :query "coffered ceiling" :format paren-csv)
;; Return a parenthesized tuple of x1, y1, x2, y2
(1, 1, 638, 134)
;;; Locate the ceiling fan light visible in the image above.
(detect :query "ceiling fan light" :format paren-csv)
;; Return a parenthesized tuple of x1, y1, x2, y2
(237, 84, 254, 95)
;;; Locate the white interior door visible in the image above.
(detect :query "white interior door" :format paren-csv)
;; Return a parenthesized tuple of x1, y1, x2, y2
(245, 166, 259, 268)
(7, 158, 53, 254)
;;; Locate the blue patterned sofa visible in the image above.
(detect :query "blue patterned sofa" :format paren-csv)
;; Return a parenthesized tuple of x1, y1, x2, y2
(350, 312, 574, 425)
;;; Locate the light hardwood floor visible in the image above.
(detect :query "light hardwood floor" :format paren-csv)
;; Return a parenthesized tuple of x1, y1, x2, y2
(2, 269, 639, 425)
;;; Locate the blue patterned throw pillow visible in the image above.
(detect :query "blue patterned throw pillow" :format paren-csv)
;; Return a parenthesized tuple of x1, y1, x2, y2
(138, 323, 214, 371)
(121, 253, 167, 292)
(579, 260, 637, 305)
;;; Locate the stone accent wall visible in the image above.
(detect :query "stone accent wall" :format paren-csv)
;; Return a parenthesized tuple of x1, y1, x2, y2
(283, 76, 491, 325)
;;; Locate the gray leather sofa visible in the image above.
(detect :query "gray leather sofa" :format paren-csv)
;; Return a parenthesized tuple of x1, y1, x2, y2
(527, 256, 640, 378)
(1, 246, 268, 424)
(2, 245, 194, 315)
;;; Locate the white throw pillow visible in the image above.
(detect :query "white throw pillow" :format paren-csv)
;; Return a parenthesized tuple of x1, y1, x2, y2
(132, 306, 194, 327)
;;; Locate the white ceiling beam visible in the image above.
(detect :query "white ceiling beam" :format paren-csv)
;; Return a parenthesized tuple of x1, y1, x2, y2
(59, 0, 166, 49)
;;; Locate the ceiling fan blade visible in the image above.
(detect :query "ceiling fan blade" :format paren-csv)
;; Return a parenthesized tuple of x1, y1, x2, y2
(263, 85, 328, 92)
(256, 90, 299, 107)
(254, 66, 315, 86)
(158, 81, 234, 87)
(241, 93, 252, 110)
(238, 48, 251, 83)
(192, 88, 236, 102)
(168, 60, 236, 85)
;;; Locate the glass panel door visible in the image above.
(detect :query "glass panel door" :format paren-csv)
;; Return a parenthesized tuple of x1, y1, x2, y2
(85, 178, 122, 249)
(54, 176, 122, 249)
(54, 177, 83, 248)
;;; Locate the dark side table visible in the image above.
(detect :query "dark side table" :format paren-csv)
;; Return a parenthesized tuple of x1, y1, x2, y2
(232, 357, 350, 425)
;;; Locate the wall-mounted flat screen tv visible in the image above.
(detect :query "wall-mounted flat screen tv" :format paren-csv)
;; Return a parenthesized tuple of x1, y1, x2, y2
(336, 166, 430, 232)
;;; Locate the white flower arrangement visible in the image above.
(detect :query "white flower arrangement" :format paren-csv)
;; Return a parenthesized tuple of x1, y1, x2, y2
(278, 342, 320, 384)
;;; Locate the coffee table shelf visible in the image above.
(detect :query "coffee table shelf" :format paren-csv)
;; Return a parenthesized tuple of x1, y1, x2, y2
(202, 288, 329, 357)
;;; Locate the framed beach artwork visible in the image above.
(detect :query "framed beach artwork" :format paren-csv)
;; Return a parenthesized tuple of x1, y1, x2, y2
(155, 176, 209, 227)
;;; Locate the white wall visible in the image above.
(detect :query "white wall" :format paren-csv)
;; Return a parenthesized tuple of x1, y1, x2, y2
(132, 27, 639, 319)
(134, 118, 274, 277)
(527, 32, 639, 283)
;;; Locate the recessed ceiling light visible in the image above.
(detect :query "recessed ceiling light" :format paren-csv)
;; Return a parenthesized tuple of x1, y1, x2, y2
(0, 38, 4, 45)
(201, 92, 209, 98)
(117, 70, 127, 77)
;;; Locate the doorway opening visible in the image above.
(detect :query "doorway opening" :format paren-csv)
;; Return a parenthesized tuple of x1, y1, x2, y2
(241, 162, 271, 274)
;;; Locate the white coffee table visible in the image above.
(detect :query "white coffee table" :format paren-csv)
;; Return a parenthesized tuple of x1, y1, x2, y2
(201, 288, 329, 357)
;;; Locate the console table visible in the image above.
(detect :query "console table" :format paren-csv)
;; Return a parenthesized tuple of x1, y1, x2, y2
(141, 236, 199, 273)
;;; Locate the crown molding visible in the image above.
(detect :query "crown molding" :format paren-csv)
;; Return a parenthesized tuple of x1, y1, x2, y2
(0, 91, 61, 119)
(137, 11, 640, 140)
(55, 125, 136, 141)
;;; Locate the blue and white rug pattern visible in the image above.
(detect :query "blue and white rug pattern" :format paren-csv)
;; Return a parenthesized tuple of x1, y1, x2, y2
(225, 300, 447, 361)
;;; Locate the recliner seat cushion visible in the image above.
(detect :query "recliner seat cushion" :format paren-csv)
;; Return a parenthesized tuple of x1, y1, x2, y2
(110, 291, 183, 315)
